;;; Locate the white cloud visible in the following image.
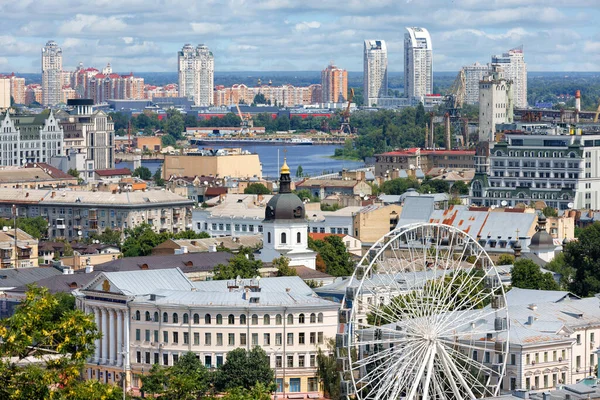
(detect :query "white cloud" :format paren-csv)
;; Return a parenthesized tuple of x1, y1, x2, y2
(190, 22, 223, 34)
(58, 14, 128, 35)
(294, 21, 321, 31)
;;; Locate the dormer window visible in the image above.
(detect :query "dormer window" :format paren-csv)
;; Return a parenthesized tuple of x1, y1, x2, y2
(293, 206, 303, 218)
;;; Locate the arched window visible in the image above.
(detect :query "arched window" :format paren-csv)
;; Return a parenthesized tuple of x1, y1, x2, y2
(252, 314, 259, 325)
(145, 311, 151, 321)
(216, 314, 223, 325)
(240, 314, 247, 325)
(135, 310, 141, 321)
(154, 312, 159, 322)
(183, 313, 189, 324)
(281, 232, 287, 244)
(228, 314, 235, 324)
(299, 313, 305, 324)
(205, 314, 211, 324)
(276, 314, 282, 325)
(172, 313, 178, 324)
(264, 315, 271, 325)
(310, 313, 316, 323)
(163, 312, 168, 323)
(287, 314, 294, 325)
(267, 232, 271, 243)
(297, 232, 301, 243)
(318, 313, 324, 323)
(193, 313, 200, 324)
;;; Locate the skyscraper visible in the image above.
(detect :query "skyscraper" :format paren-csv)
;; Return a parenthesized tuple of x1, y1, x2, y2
(478, 65, 513, 143)
(491, 46, 527, 108)
(463, 62, 492, 105)
(41, 40, 63, 106)
(404, 27, 433, 99)
(321, 63, 348, 103)
(178, 44, 214, 106)
(363, 40, 388, 106)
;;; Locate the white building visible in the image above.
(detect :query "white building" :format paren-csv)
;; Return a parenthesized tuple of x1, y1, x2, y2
(76, 269, 339, 397)
(492, 47, 527, 108)
(178, 44, 214, 106)
(464, 62, 491, 105)
(0, 110, 64, 166)
(0, 77, 10, 109)
(42, 40, 63, 107)
(363, 40, 388, 106)
(404, 27, 433, 100)
(478, 65, 514, 142)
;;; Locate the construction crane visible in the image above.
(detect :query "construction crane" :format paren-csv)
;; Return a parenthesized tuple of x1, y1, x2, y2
(443, 68, 466, 148)
(235, 103, 253, 137)
(340, 88, 354, 135)
(594, 103, 600, 123)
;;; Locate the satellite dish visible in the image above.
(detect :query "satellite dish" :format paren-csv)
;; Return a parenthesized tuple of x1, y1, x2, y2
(77, 230, 82, 236)
(359, 192, 365, 198)
(491, 205, 497, 210)
(567, 202, 574, 209)
(501, 200, 508, 207)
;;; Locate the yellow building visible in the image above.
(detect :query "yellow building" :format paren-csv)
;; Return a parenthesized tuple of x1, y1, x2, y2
(162, 153, 262, 180)
(352, 204, 402, 247)
(0, 228, 39, 268)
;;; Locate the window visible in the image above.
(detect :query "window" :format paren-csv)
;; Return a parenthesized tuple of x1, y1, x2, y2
(205, 333, 211, 345)
(183, 332, 189, 344)
(287, 355, 294, 368)
(577, 334, 581, 344)
(173, 332, 179, 344)
(135, 329, 141, 341)
(592, 332, 596, 343)
(473, 351, 478, 361)
(136, 351, 141, 363)
(281, 232, 287, 244)
(276, 333, 282, 346)
(275, 355, 282, 368)
(183, 313, 188, 324)
(173, 354, 179, 364)
(163, 331, 168, 343)
(287, 333, 294, 345)
(297, 232, 301, 243)
(310, 332, 316, 344)
(145, 330, 150, 342)
(287, 314, 294, 325)
(193, 313, 199, 324)
(172, 313, 178, 324)
(576, 355, 581, 368)
(240, 314, 247, 325)
(154, 312, 159, 322)
(308, 377, 318, 392)
(276, 314, 282, 325)
(264, 333, 270, 345)
(299, 313, 305, 324)
(194, 332, 200, 345)
(267, 232, 271, 243)
(318, 332, 324, 344)
(299, 332, 305, 344)
(264, 315, 270, 325)
(216, 333, 223, 346)
(216, 314, 223, 325)
(204, 355, 212, 368)
(240, 333, 247, 346)
(154, 353, 159, 365)
(252, 333, 258, 346)
(228, 314, 235, 324)
(510, 354, 516, 365)
(310, 354, 316, 367)
(205, 314, 211, 324)
(252, 314, 259, 325)
(163, 353, 169, 366)
(310, 313, 316, 323)
(299, 355, 305, 367)
(145, 311, 151, 321)
(318, 313, 323, 323)
(154, 330, 159, 342)
(228, 333, 235, 346)
(135, 310, 141, 321)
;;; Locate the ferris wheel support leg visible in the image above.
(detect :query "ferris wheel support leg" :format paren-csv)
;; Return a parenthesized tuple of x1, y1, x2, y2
(438, 343, 475, 400)
(421, 344, 438, 400)
(407, 345, 433, 400)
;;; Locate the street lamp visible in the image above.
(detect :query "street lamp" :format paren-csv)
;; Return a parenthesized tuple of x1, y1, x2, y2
(119, 347, 128, 400)
(270, 347, 282, 400)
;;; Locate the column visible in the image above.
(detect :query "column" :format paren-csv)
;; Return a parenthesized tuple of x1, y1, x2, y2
(109, 309, 116, 365)
(117, 310, 123, 366)
(101, 308, 108, 364)
(124, 309, 131, 392)
(94, 307, 101, 363)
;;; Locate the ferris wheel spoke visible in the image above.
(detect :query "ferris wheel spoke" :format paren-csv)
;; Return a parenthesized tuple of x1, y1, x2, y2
(441, 342, 499, 378)
(437, 342, 478, 399)
(435, 307, 498, 337)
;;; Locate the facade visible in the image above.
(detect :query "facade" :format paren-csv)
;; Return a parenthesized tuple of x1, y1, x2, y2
(0, 228, 39, 268)
(0, 74, 27, 106)
(76, 269, 339, 397)
(404, 27, 433, 99)
(0, 165, 77, 189)
(296, 179, 372, 200)
(25, 84, 43, 105)
(352, 204, 402, 246)
(0, 110, 64, 166)
(0, 188, 194, 240)
(321, 63, 348, 103)
(469, 132, 600, 210)
(178, 44, 214, 106)
(363, 40, 388, 106)
(464, 62, 491, 105)
(492, 47, 527, 108)
(213, 84, 321, 108)
(479, 65, 514, 142)
(0, 77, 10, 108)
(41, 40, 63, 106)
(162, 153, 262, 180)
(375, 148, 475, 176)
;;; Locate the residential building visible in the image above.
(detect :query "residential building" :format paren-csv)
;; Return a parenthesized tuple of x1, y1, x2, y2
(0, 77, 10, 108)
(492, 46, 527, 108)
(479, 65, 514, 142)
(0, 164, 77, 189)
(41, 40, 63, 106)
(0, 228, 39, 268)
(151, 235, 263, 256)
(162, 152, 262, 180)
(404, 27, 433, 99)
(0, 188, 194, 240)
(25, 84, 42, 105)
(93, 168, 132, 183)
(321, 63, 348, 103)
(363, 40, 388, 106)
(463, 62, 491, 105)
(469, 132, 600, 210)
(133, 136, 161, 152)
(296, 178, 372, 200)
(375, 148, 475, 176)
(178, 44, 214, 106)
(0, 74, 27, 106)
(0, 110, 64, 166)
(352, 204, 402, 246)
(75, 269, 339, 397)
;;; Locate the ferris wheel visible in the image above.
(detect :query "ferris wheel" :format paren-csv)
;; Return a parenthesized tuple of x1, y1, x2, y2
(337, 223, 509, 400)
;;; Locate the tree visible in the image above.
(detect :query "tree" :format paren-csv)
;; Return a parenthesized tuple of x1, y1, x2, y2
(380, 177, 420, 196)
(295, 189, 318, 203)
(316, 340, 340, 400)
(161, 134, 177, 147)
(511, 259, 560, 291)
(221, 382, 271, 400)
(140, 364, 168, 397)
(141, 352, 209, 399)
(63, 241, 74, 257)
(166, 113, 185, 140)
(451, 180, 470, 195)
(295, 165, 304, 178)
(542, 206, 558, 217)
(67, 168, 79, 178)
(273, 256, 297, 276)
(213, 251, 262, 280)
(564, 222, 600, 297)
(0, 286, 122, 399)
(89, 228, 122, 247)
(132, 166, 152, 180)
(122, 224, 163, 257)
(496, 254, 514, 266)
(154, 168, 165, 186)
(0, 217, 49, 239)
(244, 183, 271, 195)
(253, 93, 267, 105)
(308, 235, 355, 276)
(545, 252, 575, 290)
(214, 347, 275, 392)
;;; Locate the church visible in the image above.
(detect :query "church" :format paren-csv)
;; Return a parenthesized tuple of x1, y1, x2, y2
(259, 159, 317, 269)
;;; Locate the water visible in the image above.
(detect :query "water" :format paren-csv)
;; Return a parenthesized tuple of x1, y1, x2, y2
(118, 145, 364, 179)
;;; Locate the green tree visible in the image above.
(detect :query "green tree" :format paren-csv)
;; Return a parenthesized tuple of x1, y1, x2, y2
(141, 352, 209, 399)
(295, 189, 319, 203)
(221, 382, 272, 400)
(166, 113, 185, 140)
(273, 256, 297, 277)
(380, 177, 420, 196)
(0, 217, 49, 239)
(161, 134, 177, 147)
(252, 93, 267, 105)
(316, 341, 340, 400)
(213, 251, 262, 280)
(496, 254, 515, 266)
(450, 180, 470, 195)
(140, 363, 168, 396)
(89, 228, 122, 247)
(542, 206, 558, 217)
(244, 183, 271, 195)
(214, 347, 275, 392)
(545, 252, 575, 290)
(295, 165, 304, 177)
(565, 222, 600, 297)
(308, 235, 354, 276)
(511, 259, 560, 290)
(67, 168, 79, 178)
(132, 166, 152, 180)
(154, 168, 165, 186)
(63, 242, 74, 257)
(122, 224, 162, 257)
(108, 112, 130, 131)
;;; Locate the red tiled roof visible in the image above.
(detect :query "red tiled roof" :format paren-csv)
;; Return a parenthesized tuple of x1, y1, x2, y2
(95, 168, 132, 177)
(308, 233, 345, 241)
(26, 163, 74, 179)
(205, 187, 228, 196)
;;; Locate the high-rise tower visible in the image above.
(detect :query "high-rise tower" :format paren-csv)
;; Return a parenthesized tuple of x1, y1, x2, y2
(492, 46, 527, 108)
(321, 63, 348, 103)
(42, 40, 63, 106)
(178, 44, 214, 106)
(363, 40, 388, 106)
(404, 27, 433, 99)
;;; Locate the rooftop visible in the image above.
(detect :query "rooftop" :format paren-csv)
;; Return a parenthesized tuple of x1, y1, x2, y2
(377, 148, 476, 157)
(95, 251, 232, 274)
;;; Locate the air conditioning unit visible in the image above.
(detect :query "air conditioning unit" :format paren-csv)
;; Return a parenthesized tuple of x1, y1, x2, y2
(531, 360, 536, 365)
(559, 357, 563, 362)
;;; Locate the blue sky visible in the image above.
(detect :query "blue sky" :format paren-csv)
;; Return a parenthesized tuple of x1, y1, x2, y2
(1, 0, 599, 73)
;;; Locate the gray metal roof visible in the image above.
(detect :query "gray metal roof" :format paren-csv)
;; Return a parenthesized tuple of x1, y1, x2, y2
(0, 267, 62, 290)
(95, 252, 232, 273)
(396, 196, 435, 227)
(91, 268, 195, 296)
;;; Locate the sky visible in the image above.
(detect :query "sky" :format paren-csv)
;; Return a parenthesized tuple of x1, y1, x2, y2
(1, 0, 599, 74)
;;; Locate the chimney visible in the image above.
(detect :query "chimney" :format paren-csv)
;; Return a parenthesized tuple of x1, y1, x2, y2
(85, 264, 94, 273)
(51, 191, 56, 198)
(208, 244, 217, 253)
(575, 90, 581, 112)
(527, 315, 535, 325)
(62, 267, 73, 275)
(542, 393, 551, 400)
(181, 246, 188, 254)
(444, 113, 451, 150)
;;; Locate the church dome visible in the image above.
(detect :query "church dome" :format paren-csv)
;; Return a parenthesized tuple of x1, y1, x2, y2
(263, 159, 305, 222)
(529, 215, 555, 249)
